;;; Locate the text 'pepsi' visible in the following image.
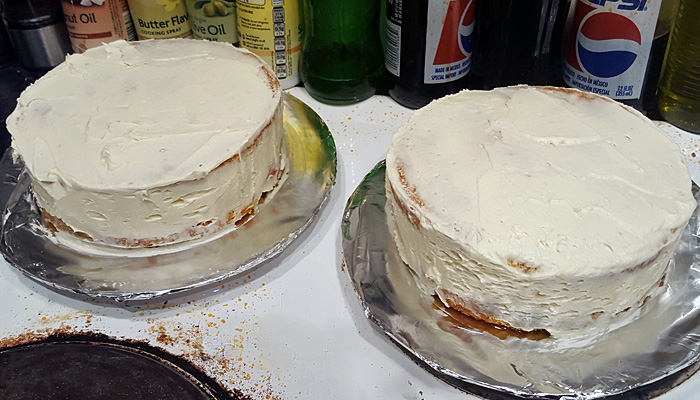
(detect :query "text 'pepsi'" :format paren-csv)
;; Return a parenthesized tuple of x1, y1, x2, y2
(588, 0, 651, 11)
(563, 0, 662, 102)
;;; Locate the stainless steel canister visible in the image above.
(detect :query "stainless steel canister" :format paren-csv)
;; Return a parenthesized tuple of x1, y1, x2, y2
(0, 0, 72, 70)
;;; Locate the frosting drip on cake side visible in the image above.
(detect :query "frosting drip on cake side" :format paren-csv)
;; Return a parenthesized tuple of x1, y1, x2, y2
(385, 86, 696, 337)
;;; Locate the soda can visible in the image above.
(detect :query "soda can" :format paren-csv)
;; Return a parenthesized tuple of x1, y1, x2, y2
(563, 0, 662, 102)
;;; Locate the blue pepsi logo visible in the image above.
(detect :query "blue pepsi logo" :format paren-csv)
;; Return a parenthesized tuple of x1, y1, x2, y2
(575, 12, 641, 78)
(458, 0, 475, 56)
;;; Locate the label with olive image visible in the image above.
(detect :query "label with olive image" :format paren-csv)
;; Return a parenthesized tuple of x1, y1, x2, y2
(185, 0, 239, 44)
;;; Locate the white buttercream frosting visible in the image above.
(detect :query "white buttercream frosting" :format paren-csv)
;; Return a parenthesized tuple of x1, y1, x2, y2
(7, 39, 286, 249)
(385, 86, 696, 338)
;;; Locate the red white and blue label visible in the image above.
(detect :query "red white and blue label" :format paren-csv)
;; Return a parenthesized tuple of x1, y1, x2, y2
(563, 0, 661, 100)
(423, 0, 474, 84)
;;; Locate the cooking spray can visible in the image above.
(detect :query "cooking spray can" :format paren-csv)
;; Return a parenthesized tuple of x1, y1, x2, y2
(185, 0, 239, 45)
(236, 0, 300, 89)
(61, 0, 137, 53)
(126, 0, 192, 40)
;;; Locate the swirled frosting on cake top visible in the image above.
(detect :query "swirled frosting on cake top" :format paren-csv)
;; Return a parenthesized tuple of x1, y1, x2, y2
(385, 86, 696, 337)
(10, 39, 279, 190)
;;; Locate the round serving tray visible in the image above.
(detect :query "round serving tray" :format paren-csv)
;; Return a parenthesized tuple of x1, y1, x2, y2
(0, 94, 336, 302)
(341, 161, 700, 399)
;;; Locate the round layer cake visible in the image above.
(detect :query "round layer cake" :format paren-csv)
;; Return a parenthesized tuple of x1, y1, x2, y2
(385, 86, 696, 338)
(7, 39, 287, 249)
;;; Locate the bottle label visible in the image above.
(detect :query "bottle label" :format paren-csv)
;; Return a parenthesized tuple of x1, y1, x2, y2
(61, 0, 136, 54)
(236, 0, 301, 88)
(563, 0, 661, 100)
(385, 0, 402, 77)
(423, 0, 474, 85)
(126, 0, 193, 40)
(185, 0, 239, 45)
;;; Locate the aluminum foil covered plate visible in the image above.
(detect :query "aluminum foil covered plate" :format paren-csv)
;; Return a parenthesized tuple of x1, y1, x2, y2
(0, 94, 337, 302)
(341, 161, 700, 399)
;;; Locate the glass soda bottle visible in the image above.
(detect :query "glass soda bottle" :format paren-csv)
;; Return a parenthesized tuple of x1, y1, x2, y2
(562, 0, 663, 114)
(300, 0, 383, 104)
(470, 0, 571, 90)
(657, 0, 700, 133)
(384, 0, 473, 109)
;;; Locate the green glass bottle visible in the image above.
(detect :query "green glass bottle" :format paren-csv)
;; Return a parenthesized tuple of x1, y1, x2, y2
(300, 0, 384, 105)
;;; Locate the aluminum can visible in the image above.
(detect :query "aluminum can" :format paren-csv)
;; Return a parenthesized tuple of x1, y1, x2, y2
(127, 0, 193, 40)
(237, 0, 300, 89)
(185, 0, 239, 45)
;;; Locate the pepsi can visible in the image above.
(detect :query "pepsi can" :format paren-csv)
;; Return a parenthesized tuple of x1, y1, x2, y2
(563, 0, 662, 108)
(385, 0, 474, 109)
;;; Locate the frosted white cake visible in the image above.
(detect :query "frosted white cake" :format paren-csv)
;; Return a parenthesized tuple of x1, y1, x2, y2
(385, 86, 696, 338)
(7, 39, 287, 249)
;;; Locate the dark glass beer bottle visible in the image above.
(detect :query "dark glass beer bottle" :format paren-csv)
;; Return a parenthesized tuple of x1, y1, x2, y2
(470, 0, 571, 90)
(300, 0, 383, 104)
(384, 0, 473, 109)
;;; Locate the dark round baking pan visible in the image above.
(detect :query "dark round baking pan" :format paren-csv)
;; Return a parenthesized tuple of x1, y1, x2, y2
(0, 332, 244, 400)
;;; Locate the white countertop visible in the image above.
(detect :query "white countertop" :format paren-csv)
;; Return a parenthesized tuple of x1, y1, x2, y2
(1, 87, 699, 400)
